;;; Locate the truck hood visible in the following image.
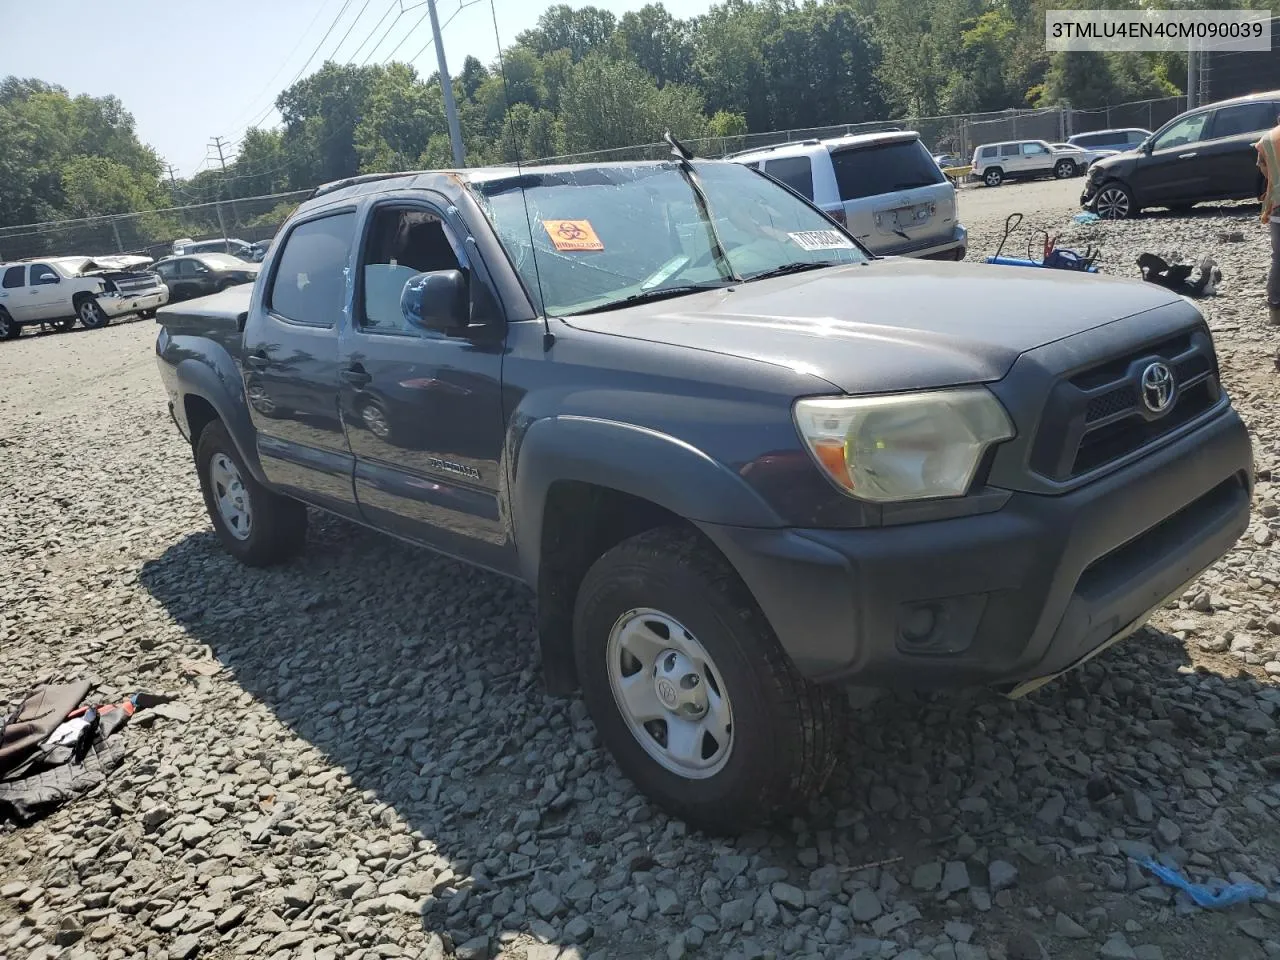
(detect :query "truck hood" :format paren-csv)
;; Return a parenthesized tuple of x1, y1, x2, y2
(561, 259, 1188, 394)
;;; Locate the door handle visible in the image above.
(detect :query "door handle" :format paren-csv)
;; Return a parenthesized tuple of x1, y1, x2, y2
(1178, 152, 1197, 159)
(340, 367, 372, 387)
(244, 353, 269, 369)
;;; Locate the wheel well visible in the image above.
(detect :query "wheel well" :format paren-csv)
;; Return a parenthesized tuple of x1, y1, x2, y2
(72, 291, 91, 304)
(184, 395, 220, 447)
(536, 481, 690, 696)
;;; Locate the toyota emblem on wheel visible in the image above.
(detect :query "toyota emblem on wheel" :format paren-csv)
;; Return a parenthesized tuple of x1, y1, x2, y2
(1140, 361, 1175, 415)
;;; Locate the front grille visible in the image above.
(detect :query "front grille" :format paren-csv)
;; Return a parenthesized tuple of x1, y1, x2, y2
(1030, 327, 1220, 482)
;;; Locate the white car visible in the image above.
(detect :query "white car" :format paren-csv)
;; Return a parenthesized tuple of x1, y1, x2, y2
(0, 256, 169, 340)
(1051, 142, 1117, 168)
(970, 139, 1089, 187)
(729, 131, 968, 260)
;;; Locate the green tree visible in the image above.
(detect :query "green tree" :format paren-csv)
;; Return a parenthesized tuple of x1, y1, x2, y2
(560, 54, 707, 152)
(518, 4, 618, 61)
(616, 4, 695, 87)
(354, 63, 446, 173)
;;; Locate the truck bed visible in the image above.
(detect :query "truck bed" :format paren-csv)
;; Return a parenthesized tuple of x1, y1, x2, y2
(155, 284, 253, 360)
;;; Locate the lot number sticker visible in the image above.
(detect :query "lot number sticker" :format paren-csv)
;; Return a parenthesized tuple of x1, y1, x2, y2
(543, 219, 604, 251)
(788, 230, 855, 251)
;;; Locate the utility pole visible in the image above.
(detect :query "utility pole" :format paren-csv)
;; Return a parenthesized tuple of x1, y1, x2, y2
(427, 0, 466, 167)
(164, 163, 179, 190)
(209, 136, 237, 233)
(1186, 39, 1198, 110)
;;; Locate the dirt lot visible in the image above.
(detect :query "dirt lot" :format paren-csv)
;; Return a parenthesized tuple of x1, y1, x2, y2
(5, 180, 1280, 960)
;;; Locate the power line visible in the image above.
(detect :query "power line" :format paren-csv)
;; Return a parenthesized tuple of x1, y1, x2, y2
(330, 0, 379, 61)
(405, 0, 479, 68)
(348, 0, 399, 63)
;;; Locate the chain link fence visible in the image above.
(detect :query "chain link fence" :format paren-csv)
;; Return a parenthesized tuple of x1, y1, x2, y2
(0, 191, 311, 263)
(1198, 16, 1280, 105)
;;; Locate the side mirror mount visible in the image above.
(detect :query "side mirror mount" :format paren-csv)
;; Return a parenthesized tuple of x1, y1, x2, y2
(401, 269, 468, 333)
(1141, 140, 1154, 155)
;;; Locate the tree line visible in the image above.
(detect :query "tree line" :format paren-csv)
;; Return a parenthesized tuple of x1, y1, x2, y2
(2, 0, 1268, 232)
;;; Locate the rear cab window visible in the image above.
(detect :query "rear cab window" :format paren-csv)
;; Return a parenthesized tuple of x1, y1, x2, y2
(1, 266, 24, 289)
(762, 156, 815, 200)
(831, 139, 946, 201)
(267, 212, 357, 328)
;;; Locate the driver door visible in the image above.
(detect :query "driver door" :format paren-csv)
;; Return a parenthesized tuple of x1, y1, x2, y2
(1130, 110, 1215, 205)
(27, 264, 71, 320)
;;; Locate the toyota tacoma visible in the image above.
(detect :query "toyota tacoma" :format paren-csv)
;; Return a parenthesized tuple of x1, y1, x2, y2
(155, 157, 1253, 834)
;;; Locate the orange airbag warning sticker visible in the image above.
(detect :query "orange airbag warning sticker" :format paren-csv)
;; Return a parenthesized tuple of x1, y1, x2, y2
(543, 219, 604, 251)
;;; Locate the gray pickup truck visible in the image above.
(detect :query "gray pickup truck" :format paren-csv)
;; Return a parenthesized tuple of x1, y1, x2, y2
(155, 157, 1252, 834)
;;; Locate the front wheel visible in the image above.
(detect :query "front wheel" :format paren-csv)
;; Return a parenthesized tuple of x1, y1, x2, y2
(983, 167, 1004, 187)
(573, 527, 844, 835)
(1055, 159, 1077, 179)
(1095, 182, 1136, 220)
(77, 297, 109, 329)
(195, 420, 307, 566)
(0, 309, 18, 341)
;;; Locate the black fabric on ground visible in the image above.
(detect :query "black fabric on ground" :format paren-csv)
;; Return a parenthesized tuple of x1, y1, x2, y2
(0, 735, 125, 824)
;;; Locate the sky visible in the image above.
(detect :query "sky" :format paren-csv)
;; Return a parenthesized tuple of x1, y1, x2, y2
(4, 0, 717, 178)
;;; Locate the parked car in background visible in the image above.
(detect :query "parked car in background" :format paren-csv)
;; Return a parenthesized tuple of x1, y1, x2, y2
(1081, 90, 1280, 219)
(971, 139, 1088, 186)
(0, 256, 168, 340)
(1051, 142, 1116, 168)
(246, 240, 271, 263)
(152, 254, 259, 303)
(1067, 128, 1151, 154)
(730, 131, 968, 259)
(155, 158, 1250, 833)
(933, 153, 962, 169)
(172, 237, 256, 260)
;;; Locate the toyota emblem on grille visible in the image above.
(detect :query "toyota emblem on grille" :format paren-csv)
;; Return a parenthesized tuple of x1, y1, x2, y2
(1140, 361, 1175, 415)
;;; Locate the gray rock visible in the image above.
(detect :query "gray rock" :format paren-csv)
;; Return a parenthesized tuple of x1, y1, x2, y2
(944, 921, 974, 943)
(528, 889, 564, 920)
(1054, 912, 1089, 939)
(1036, 793, 1065, 828)
(912, 861, 943, 892)
(851, 887, 882, 923)
(988, 860, 1019, 893)
(771, 882, 806, 911)
(940, 861, 971, 895)
(753, 891, 779, 925)
(720, 897, 753, 928)
(455, 935, 490, 960)
(1100, 936, 1137, 960)
(565, 916, 594, 943)
(871, 905, 921, 937)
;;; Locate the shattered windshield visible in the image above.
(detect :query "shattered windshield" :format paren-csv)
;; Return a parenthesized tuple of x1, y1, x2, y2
(469, 161, 867, 316)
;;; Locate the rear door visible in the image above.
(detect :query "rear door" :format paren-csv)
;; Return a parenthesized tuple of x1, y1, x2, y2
(338, 195, 512, 571)
(1201, 100, 1277, 199)
(998, 142, 1023, 175)
(242, 208, 359, 515)
(831, 138, 956, 255)
(1129, 110, 1214, 205)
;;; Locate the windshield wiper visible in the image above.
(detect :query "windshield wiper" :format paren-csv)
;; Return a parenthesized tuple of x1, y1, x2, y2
(570, 282, 731, 314)
(663, 132, 740, 284)
(744, 262, 839, 282)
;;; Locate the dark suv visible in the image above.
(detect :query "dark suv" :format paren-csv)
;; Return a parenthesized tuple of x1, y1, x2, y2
(1082, 91, 1279, 218)
(155, 159, 1252, 833)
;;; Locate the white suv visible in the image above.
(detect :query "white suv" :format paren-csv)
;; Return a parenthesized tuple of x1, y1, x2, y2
(729, 131, 968, 260)
(970, 139, 1089, 187)
(0, 256, 169, 340)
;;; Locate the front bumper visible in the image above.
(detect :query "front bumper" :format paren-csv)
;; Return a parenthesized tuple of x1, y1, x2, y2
(700, 407, 1252, 689)
(101, 287, 169, 318)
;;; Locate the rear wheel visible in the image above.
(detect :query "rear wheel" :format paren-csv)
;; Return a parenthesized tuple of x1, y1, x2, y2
(1095, 182, 1136, 220)
(573, 527, 844, 835)
(1054, 159, 1077, 179)
(0, 309, 18, 341)
(76, 296, 109, 329)
(195, 420, 307, 566)
(983, 167, 1004, 187)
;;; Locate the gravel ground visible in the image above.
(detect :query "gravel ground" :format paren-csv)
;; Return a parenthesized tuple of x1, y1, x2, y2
(5, 184, 1280, 960)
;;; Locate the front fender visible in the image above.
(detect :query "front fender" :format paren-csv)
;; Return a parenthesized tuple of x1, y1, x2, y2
(509, 414, 785, 584)
(163, 334, 266, 484)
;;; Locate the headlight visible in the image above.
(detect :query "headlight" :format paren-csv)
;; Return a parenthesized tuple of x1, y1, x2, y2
(793, 388, 1015, 502)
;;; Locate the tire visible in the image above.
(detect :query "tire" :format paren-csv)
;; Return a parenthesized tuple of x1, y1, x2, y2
(1095, 181, 1136, 220)
(1054, 159, 1076, 179)
(195, 419, 307, 566)
(573, 526, 844, 835)
(76, 296, 109, 329)
(0, 309, 20, 341)
(983, 167, 1003, 187)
